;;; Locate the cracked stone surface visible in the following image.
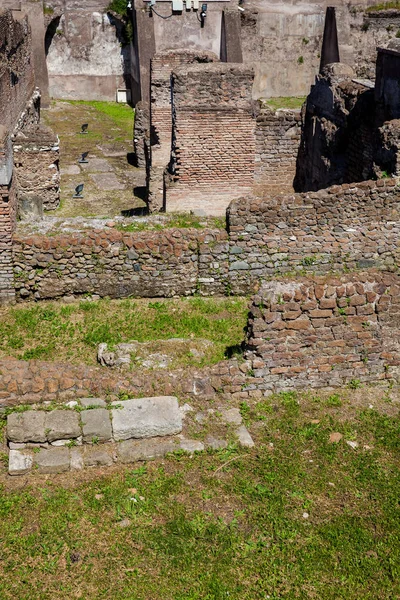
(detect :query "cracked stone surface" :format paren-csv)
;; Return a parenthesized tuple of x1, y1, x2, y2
(34, 447, 70, 474)
(81, 408, 112, 443)
(111, 396, 182, 441)
(7, 412, 46, 443)
(8, 450, 33, 476)
(45, 410, 81, 442)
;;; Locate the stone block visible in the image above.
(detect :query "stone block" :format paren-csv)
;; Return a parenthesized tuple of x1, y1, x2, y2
(81, 408, 112, 443)
(7, 411, 46, 443)
(205, 435, 228, 450)
(118, 437, 178, 463)
(111, 396, 182, 441)
(83, 446, 114, 467)
(35, 447, 70, 474)
(45, 410, 81, 442)
(178, 437, 205, 453)
(79, 397, 107, 408)
(70, 448, 84, 470)
(219, 408, 242, 425)
(236, 425, 255, 448)
(8, 450, 33, 476)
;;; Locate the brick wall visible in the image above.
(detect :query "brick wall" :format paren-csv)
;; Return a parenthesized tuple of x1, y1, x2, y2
(0, 10, 35, 134)
(0, 176, 17, 304)
(147, 51, 218, 211)
(166, 63, 256, 215)
(254, 107, 301, 195)
(245, 273, 400, 390)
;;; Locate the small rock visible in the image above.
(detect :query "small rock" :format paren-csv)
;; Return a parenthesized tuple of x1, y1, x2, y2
(236, 425, 255, 448)
(302, 512, 309, 519)
(65, 401, 78, 408)
(205, 435, 228, 450)
(70, 448, 83, 470)
(329, 432, 343, 443)
(118, 518, 131, 528)
(220, 408, 242, 426)
(179, 437, 205, 453)
(346, 440, 358, 449)
(95, 494, 103, 500)
(180, 403, 193, 417)
(194, 411, 206, 424)
(311, 419, 320, 424)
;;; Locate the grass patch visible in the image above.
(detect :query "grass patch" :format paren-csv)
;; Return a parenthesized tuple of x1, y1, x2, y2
(0, 296, 248, 367)
(367, 1, 400, 11)
(0, 393, 399, 598)
(115, 214, 226, 233)
(264, 96, 306, 110)
(67, 100, 134, 131)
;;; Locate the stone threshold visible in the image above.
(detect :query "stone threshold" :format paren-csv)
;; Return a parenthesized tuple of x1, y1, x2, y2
(6, 396, 254, 476)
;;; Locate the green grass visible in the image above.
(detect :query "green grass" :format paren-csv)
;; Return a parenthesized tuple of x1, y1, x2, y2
(67, 101, 134, 131)
(367, 1, 400, 11)
(115, 214, 226, 233)
(264, 97, 306, 110)
(0, 296, 248, 367)
(0, 391, 399, 598)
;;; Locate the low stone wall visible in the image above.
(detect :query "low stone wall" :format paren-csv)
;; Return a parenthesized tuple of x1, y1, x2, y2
(227, 178, 400, 294)
(0, 357, 249, 406)
(254, 107, 301, 195)
(245, 273, 400, 390)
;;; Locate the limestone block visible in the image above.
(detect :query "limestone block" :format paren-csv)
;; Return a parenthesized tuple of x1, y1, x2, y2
(178, 437, 205, 453)
(7, 411, 46, 443)
(81, 408, 112, 443)
(35, 447, 70, 474)
(111, 396, 182, 441)
(236, 425, 255, 448)
(8, 450, 33, 476)
(118, 437, 178, 463)
(45, 410, 81, 442)
(83, 446, 114, 467)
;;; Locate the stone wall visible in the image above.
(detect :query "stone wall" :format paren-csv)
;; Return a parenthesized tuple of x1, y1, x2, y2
(166, 63, 256, 215)
(0, 175, 17, 304)
(227, 178, 400, 294)
(11, 177, 400, 301)
(245, 273, 400, 390)
(254, 107, 301, 195)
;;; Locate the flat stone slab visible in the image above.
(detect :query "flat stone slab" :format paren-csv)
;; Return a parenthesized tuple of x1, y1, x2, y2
(236, 425, 255, 448)
(60, 165, 80, 175)
(111, 396, 182, 441)
(80, 158, 113, 172)
(205, 434, 228, 450)
(34, 447, 70, 474)
(81, 408, 112, 443)
(45, 410, 81, 442)
(7, 411, 46, 443)
(8, 450, 33, 476)
(89, 172, 124, 190)
(220, 408, 242, 426)
(179, 437, 205, 453)
(118, 437, 178, 463)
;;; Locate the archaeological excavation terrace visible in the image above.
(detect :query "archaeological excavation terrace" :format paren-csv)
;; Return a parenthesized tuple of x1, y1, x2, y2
(0, 0, 399, 476)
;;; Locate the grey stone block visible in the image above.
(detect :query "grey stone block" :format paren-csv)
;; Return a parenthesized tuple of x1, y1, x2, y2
(7, 411, 46, 443)
(45, 410, 81, 442)
(111, 396, 182, 441)
(35, 447, 70, 474)
(118, 437, 178, 463)
(70, 448, 84, 470)
(236, 425, 255, 448)
(205, 435, 228, 450)
(79, 397, 107, 408)
(8, 450, 33, 476)
(83, 446, 114, 467)
(81, 409, 112, 443)
(179, 438, 205, 453)
(220, 408, 242, 425)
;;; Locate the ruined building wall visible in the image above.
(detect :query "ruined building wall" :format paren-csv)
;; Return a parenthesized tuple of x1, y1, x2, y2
(44, 0, 130, 101)
(12, 178, 400, 301)
(254, 107, 301, 195)
(166, 63, 256, 215)
(245, 273, 400, 390)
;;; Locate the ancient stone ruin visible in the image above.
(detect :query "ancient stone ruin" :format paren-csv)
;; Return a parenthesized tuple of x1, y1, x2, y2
(0, 0, 400, 475)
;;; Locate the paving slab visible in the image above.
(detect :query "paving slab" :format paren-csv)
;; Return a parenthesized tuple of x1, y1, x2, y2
(45, 410, 81, 442)
(179, 438, 205, 453)
(8, 450, 33, 476)
(60, 165, 80, 175)
(89, 172, 124, 190)
(35, 447, 70, 474)
(220, 408, 243, 425)
(80, 158, 113, 172)
(7, 411, 46, 443)
(118, 437, 178, 463)
(81, 408, 112, 443)
(111, 396, 182, 441)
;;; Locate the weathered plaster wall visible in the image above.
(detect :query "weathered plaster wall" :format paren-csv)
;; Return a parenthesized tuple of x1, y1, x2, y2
(45, 0, 130, 101)
(245, 273, 400, 390)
